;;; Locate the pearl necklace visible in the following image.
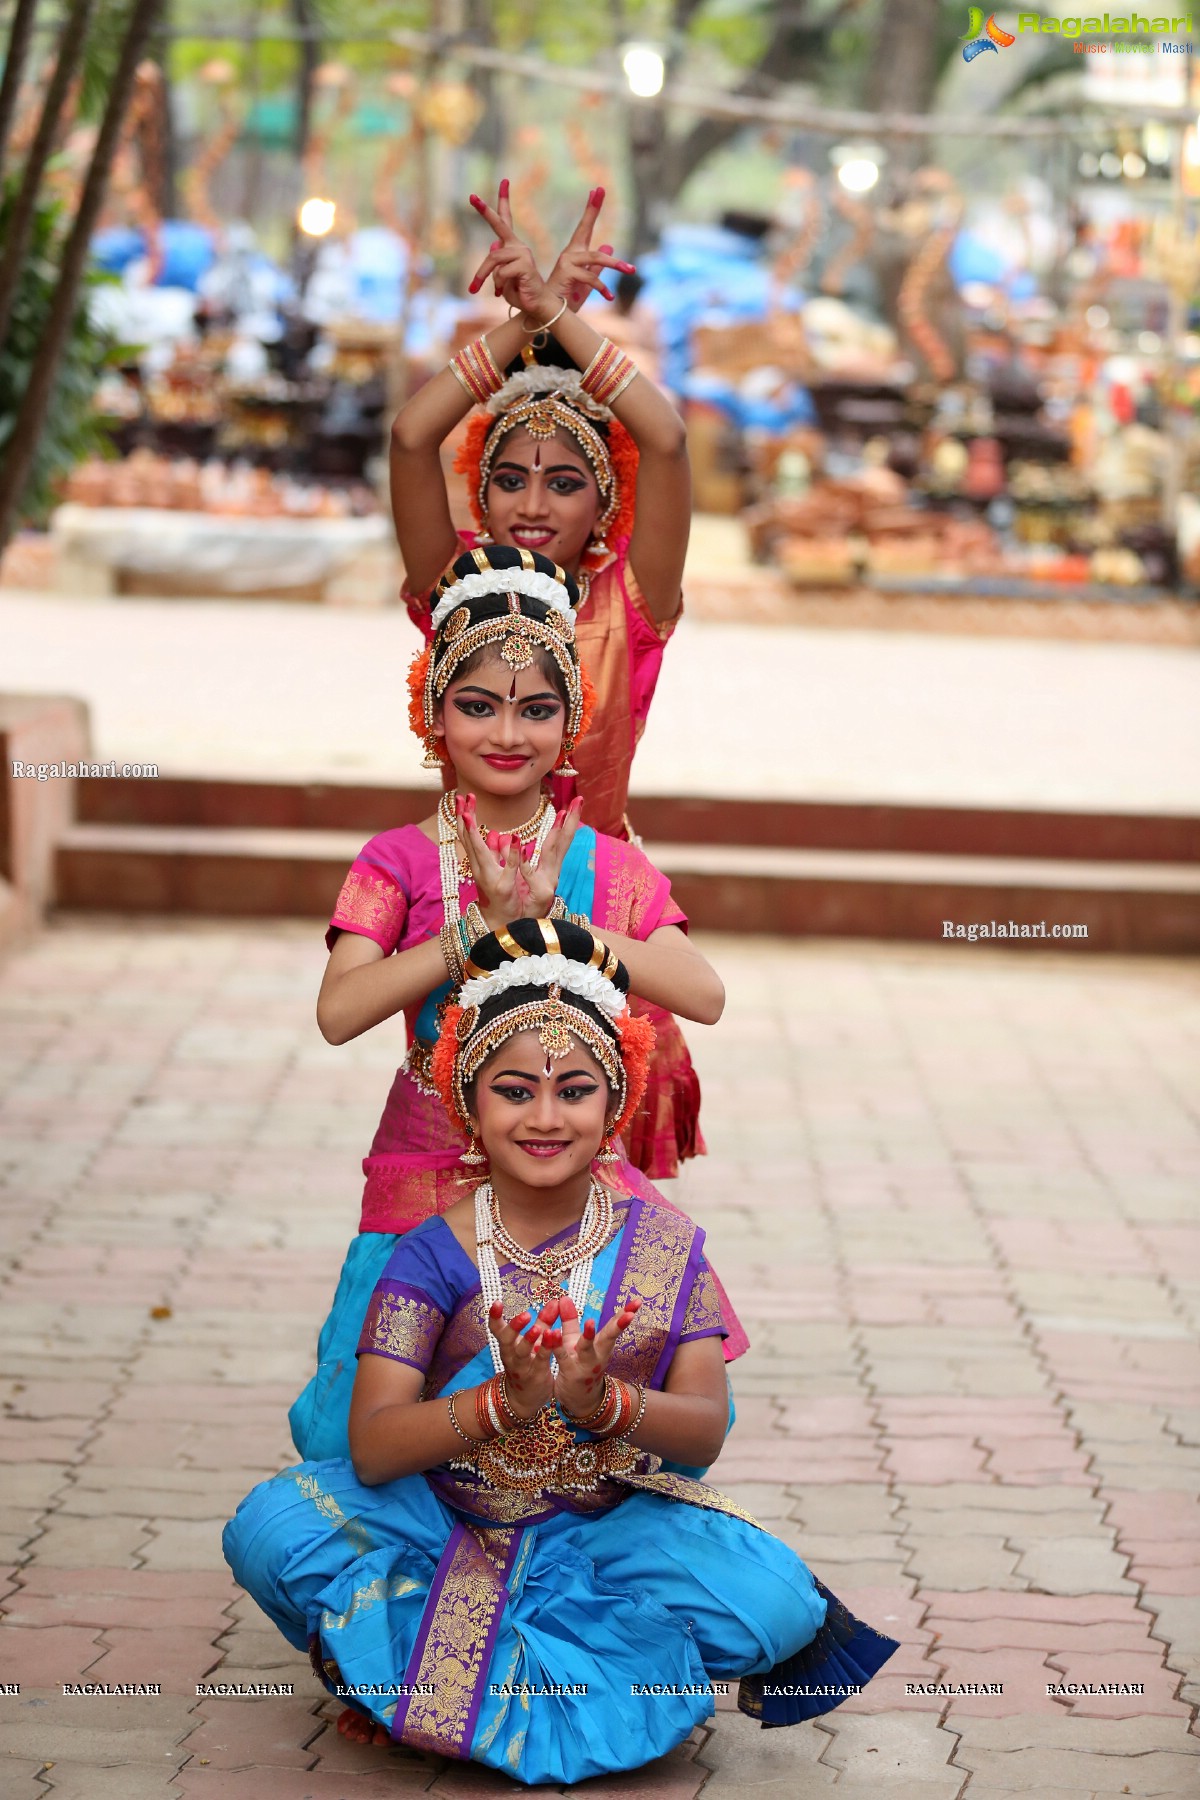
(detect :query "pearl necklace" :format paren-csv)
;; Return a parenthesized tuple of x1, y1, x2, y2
(474, 1179, 613, 1375)
(437, 791, 554, 930)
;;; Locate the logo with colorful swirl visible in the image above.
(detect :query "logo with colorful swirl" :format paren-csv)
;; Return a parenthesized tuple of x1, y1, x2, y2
(962, 8, 1018, 56)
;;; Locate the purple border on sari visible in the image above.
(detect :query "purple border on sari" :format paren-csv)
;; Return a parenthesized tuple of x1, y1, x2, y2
(599, 1193, 644, 1335)
(390, 1522, 523, 1757)
(653, 1228, 708, 1388)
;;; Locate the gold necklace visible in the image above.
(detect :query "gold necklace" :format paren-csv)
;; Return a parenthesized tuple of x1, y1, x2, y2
(486, 1181, 614, 1305)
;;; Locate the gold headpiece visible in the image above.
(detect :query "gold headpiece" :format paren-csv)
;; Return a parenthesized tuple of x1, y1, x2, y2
(477, 395, 618, 542)
(420, 549, 585, 761)
(450, 991, 626, 1133)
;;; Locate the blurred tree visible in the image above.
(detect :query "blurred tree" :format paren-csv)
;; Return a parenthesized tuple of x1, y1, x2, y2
(611, 0, 863, 251)
(0, 0, 164, 552)
(0, 179, 122, 525)
(0, 0, 40, 183)
(0, 0, 99, 346)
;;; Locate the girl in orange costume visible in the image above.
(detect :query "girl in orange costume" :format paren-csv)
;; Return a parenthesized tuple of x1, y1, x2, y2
(390, 182, 701, 1179)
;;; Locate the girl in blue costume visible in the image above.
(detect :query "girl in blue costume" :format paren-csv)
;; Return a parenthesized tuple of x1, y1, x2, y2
(225, 921, 898, 1784)
(290, 543, 747, 1468)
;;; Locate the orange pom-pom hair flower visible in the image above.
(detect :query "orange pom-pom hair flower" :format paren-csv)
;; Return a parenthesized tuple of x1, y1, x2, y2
(430, 1000, 465, 1124)
(430, 990, 657, 1165)
(455, 402, 639, 565)
(609, 1004, 656, 1141)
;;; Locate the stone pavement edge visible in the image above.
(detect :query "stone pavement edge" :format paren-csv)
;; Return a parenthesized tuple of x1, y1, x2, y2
(0, 920, 1197, 1797)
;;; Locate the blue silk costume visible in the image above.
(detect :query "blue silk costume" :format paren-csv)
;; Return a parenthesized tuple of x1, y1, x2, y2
(226, 1195, 897, 1785)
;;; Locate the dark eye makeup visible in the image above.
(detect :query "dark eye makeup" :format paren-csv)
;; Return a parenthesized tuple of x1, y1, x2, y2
(489, 1080, 602, 1104)
(451, 697, 563, 722)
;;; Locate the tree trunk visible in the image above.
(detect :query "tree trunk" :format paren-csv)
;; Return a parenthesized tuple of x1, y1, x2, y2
(623, 1, 834, 249)
(0, 0, 41, 186)
(859, 0, 959, 373)
(0, 0, 164, 553)
(0, 0, 97, 346)
(150, 6, 178, 217)
(862, 0, 942, 177)
(290, 0, 317, 246)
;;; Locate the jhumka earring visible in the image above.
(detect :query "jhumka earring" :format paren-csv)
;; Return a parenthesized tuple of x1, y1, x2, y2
(595, 1133, 620, 1166)
(460, 1135, 488, 1167)
(557, 738, 578, 778)
(476, 516, 494, 545)
(422, 734, 443, 770)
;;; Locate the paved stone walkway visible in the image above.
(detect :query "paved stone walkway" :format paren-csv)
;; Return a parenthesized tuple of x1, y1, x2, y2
(1, 920, 1198, 1797)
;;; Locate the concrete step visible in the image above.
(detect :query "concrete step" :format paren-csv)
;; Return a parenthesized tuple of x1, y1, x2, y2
(75, 774, 1200, 864)
(54, 823, 1200, 953)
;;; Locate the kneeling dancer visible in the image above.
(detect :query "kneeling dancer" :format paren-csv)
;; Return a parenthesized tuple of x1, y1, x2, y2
(225, 922, 897, 1784)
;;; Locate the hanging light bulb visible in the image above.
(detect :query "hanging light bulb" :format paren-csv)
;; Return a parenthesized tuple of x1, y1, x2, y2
(622, 42, 665, 97)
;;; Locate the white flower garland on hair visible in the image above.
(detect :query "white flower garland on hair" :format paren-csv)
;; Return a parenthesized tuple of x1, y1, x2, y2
(485, 365, 614, 423)
(431, 568, 577, 634)
(458, 953, 625, 1019)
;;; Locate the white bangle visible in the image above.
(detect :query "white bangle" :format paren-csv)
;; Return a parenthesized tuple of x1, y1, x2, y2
(511, 296, 568, 336)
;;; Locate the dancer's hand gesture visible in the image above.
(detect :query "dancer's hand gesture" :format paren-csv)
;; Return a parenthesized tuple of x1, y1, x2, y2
(456, 793, 526, 930)
(467, 182, 633, 324)
(514, 799, 582, 916)
(467, 179, 548, 317)
(551, 1292, 641, 1423)
(486, 1297, 560, 1421)
(544, 187, 635, 314)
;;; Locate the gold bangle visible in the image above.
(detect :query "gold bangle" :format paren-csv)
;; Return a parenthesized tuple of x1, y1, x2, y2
(448, 358, 477, 401)
(568, 1374, 612, 1428)
(602, 364, 638, 406)
(447, 1391, 476, 1444)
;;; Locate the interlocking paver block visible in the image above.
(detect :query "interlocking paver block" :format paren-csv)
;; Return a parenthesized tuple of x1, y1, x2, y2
(26, 1762, 187, 1799)
(0, 1691, 197, 1764)
(1012, 1538, 1137, 1597)
(174, 1769, 433, 1797)
(1044, 1648, 1190, 1718)
(0, 1760, 51, 1800)
(178, 1698, 324, 1768)
(949, 1713, 1200, 1778)
(4, 923, 1200, 1795)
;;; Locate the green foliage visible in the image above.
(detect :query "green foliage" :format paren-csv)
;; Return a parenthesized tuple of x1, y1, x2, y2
(0, 178, 123, 527)
(78, 0, 139, 122)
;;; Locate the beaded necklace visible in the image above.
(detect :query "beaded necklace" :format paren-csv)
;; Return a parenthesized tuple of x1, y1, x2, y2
(474, 1178, 614, 1373)
(436, 790, 553, 928)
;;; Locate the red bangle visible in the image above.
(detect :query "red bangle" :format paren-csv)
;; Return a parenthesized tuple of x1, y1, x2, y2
(475, 1376, 501, 1440)
(588, 1376, 631, 1438)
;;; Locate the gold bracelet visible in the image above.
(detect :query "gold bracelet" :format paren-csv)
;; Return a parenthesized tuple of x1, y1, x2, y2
(447, 1390, 476, 1444)
(568, 1374, 613, 1429)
